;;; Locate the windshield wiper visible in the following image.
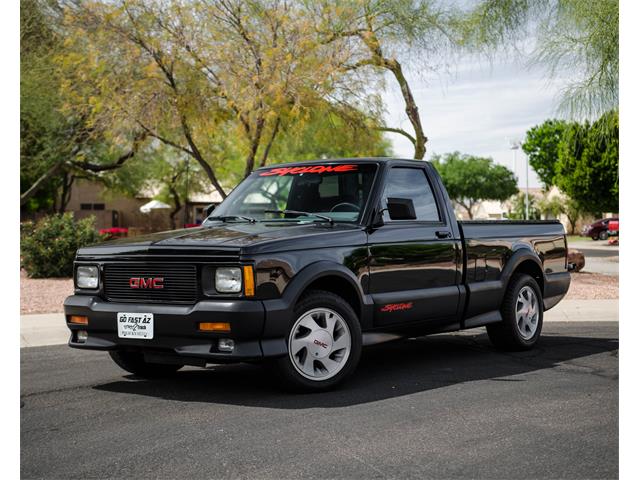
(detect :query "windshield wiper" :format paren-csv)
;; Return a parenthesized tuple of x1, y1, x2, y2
(264, 209, 334, 225)
(208, 215, 256, 223)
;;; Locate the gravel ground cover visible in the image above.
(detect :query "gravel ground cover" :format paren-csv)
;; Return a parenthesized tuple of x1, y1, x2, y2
(20, 269, 618, 314)
(565, 271, 618, 300)
(20, 270, 73, 314)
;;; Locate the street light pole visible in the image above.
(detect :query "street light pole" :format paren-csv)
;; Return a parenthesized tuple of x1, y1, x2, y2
(525, 150, 529, 221)
(510, 140, 528, 219)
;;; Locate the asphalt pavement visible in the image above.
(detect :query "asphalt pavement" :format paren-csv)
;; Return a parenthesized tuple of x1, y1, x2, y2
(21, 321, 618, 479)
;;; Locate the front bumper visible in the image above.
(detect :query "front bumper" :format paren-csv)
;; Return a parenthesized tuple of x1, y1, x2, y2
(63, 295, 278, 363)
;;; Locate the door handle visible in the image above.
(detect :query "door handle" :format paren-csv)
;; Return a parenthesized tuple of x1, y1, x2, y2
(435, 230, 451, 239)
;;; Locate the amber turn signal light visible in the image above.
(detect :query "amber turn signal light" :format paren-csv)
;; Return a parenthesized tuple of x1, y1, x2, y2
(243, 265, 255, 297)
(69, 315, 89, 325)
(198, 322, 231, 332)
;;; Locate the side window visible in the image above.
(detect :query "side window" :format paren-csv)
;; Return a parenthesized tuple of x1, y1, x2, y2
(383, 167, 440, 222)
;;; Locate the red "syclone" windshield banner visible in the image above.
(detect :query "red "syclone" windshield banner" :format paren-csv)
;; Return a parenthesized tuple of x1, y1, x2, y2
(258, 164, 358, 177)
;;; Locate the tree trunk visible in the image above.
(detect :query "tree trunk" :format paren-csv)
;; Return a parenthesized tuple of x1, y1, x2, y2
(58, 173, 75, 214)
(567, 215, 578, 235)
(259, 117, 281, 168)
(386, 58, 428, 160)
(20, 159, 65, 206)
(179, 116, 227, 199)
(461, 202, 474, 220)
(243, 116, 266, 178)
(168, 184, 181, 230)
(357, 28, 427, 159)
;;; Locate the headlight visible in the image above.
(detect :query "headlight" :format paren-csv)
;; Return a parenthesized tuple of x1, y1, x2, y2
(215, 267, 242, 293)
(76, 265, 99, 289)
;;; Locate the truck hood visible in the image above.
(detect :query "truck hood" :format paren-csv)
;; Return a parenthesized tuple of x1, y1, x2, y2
(77, 221, 366, 256)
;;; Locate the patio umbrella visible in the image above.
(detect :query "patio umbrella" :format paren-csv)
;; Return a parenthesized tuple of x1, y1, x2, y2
(139, 199, 171, 214)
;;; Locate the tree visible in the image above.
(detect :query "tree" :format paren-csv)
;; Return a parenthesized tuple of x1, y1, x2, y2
(562, 197, 585, 235)
(555, 110, 618, 214)
(507, 193, 542, 221)
(537, 195, 585, 234)
(266, 104, 392, 164)
(461, 0, 618, 119)
(431, 152, 519, 219)
(521, 119, 568, 189)
(537, 195, 565, 219)
(20, 0, 148, 210)
(151, 157, 209, 230)
(57, 0, 376, 202)
(310, 0, 459, 159)
(20, 0, 66, 212)
(535, 0, 618, 118)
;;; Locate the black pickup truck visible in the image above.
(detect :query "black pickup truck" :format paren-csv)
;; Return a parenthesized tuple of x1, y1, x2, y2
(64, 158, 570, 391)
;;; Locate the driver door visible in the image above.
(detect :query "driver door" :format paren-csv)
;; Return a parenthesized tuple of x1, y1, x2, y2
(367, 165, 461, 328)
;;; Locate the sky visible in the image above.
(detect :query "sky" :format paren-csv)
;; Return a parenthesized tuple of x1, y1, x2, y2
(381, 55, 570, 189)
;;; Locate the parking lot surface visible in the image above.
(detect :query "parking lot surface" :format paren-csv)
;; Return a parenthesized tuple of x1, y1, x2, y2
(21, 322, 618, 479)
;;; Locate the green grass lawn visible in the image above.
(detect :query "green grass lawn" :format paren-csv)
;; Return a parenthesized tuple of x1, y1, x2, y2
(567, 235, 588, 243)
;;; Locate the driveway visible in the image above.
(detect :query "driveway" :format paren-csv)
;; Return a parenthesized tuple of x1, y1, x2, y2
(21, 321, 618, 479)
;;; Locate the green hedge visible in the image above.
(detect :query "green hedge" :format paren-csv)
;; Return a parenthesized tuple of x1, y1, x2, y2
(21, 213, 105, 278)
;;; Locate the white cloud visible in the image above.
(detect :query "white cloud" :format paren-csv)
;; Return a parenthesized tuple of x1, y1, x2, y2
(381, 56, 569, 188)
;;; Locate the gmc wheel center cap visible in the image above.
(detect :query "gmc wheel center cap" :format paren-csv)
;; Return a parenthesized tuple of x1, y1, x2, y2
(307, 330, 333, 359)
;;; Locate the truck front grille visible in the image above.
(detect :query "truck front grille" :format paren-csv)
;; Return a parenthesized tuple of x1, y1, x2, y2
(103, 264, 198, 304)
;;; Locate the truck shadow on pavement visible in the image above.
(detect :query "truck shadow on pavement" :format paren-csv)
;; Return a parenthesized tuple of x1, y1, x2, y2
(93, 330, 618, 408)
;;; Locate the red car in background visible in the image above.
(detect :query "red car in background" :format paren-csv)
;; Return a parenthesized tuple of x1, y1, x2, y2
(581, 217, 618, 241)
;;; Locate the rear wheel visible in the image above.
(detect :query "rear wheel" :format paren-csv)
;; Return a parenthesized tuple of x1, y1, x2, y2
(109, 350, 183, 377)
(486, 273, 543, 351)
(599, 230, 608, 240)
(273, 290, 362, 392)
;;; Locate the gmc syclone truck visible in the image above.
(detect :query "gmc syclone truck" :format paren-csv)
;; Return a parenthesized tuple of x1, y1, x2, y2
(64, 158, 571, 391)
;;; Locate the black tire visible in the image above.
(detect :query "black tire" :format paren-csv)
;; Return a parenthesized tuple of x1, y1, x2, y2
(599, 230, 608, 241)
(272, 290, 362, 392)
(109, 350, 183, 377)
(592, 233, 599, 240)
(486, 273, 543, 351)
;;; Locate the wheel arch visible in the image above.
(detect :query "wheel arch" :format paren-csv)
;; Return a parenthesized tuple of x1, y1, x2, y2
(302, 275, 363, 320)
(502, 249, 545, 296)
(261, 261, 372, 347)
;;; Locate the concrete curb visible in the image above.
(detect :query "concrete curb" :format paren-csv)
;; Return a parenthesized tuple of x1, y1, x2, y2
(20, 299, 619, 349)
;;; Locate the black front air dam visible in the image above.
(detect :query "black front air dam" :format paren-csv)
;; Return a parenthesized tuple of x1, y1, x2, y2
(63, 295, 268, 362)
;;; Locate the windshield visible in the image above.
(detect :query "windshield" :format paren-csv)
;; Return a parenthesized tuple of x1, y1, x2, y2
(206, 163, 378, 224)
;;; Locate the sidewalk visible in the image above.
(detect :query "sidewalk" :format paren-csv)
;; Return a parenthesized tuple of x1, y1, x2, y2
(544, 299, 618, 322)
(20, 299, 619, 349)
(20, 313, 68, 348)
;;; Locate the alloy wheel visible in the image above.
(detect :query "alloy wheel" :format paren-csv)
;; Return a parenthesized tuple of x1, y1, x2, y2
(288, 308, 351, 381)
(515, 285, 539, 340)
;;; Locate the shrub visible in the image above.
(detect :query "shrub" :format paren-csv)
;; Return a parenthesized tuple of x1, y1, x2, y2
(21, 213, 105, 278)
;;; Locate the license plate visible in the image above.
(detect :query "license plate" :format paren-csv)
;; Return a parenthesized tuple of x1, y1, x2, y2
(117, 312, 154, 339)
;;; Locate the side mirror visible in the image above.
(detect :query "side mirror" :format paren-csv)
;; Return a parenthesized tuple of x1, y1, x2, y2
(205, 204, 216, 217)
(387, 197, 416, 220)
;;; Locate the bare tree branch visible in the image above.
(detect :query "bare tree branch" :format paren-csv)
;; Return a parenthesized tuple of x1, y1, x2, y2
(376, 126, 416, 146)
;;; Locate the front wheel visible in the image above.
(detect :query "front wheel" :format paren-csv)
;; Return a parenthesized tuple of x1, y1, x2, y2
(599, 230, 608, 240)
(486, 273, 543, 351)
(109, 350, 183, 377)
(273, 290, 362, 392)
